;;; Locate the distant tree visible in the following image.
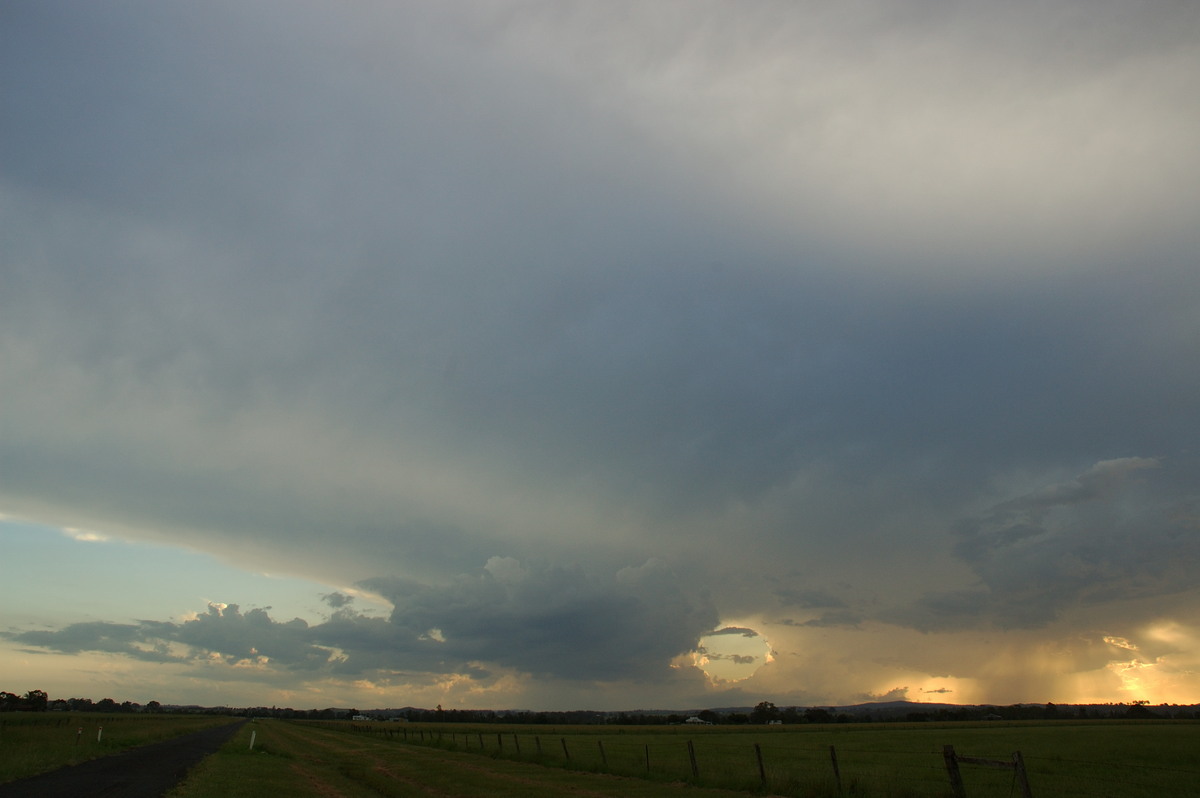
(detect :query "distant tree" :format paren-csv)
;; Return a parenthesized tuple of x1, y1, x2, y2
(1124, 703, 1161, 720)
(751, 701, 780, 724)
(96, 698, 118, 713)
(697, 709, 720, 725)
(23, 690, 48, 712)
(145, 700, 161, 713)
(0, 691, 19, 712)
(804, 707, 834, 724)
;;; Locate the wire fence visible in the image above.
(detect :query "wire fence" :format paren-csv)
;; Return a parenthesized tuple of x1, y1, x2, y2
(302, 721, 1200, 797)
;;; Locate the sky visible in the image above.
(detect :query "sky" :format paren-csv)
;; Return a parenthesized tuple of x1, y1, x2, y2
(2, 0, 1199, 712)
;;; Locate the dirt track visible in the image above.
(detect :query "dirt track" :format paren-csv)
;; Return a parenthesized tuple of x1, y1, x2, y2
(0, 719, 245, 798)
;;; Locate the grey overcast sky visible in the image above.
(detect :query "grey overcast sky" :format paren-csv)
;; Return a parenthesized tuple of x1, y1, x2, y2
(2, 0, 1199, 710)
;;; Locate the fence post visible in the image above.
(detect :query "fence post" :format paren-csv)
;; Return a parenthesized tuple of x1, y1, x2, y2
(535, 735, 542, 755)
(943, 745, 968, 798)
(645, 744, 651, 772)
(561, 737, 571, 760)
(598, 740, 608, 767)
(754, 743, 767, 788)
(1013, 751, 1034, 798)
(513, 733, 520, 754)
(478, 733, 484, 749)
(687, 740, 699, 779)
(497, 732, 503, 750)
(830, 744, 843, 795)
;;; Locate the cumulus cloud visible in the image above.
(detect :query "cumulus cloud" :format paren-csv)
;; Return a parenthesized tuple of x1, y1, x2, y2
(6, 557, 716, 688)
(5, 605, 325, 670)
(363, 558, 717, 681)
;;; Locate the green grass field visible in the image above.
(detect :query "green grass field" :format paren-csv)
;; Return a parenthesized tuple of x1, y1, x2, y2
(164, 718, 1200, 797)
(4, 714, 1196, 796)
(0, 713, 237, 783)
(166, 720, 765, 798)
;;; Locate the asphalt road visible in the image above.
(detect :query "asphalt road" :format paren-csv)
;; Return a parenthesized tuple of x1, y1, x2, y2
(0, 719, 246, 798)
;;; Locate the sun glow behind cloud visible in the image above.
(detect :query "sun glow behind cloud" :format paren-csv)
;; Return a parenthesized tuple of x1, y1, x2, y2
(692, 624, 772, 684)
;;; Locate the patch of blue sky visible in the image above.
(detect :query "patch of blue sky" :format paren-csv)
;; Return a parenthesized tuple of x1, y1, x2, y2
(0, 519, 353, 632)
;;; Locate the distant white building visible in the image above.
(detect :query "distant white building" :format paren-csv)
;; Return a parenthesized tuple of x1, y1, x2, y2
(685, 716, 711, 725)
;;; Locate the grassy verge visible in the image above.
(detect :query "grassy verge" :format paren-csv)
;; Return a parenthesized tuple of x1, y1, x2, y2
(167, 719, 776, 798)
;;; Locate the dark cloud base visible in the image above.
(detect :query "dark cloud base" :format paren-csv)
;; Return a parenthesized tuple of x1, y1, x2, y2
(6, 559, 716, 687)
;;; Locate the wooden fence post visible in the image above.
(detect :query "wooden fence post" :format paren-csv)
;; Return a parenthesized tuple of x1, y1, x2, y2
(535, 735, 542, 755)
(513, 733, 520, 754)
(754, 743, 766, 788)
(1013, 751, 1034, 798)
(943, 745, 968, 798)
(597, 740, 607, 767)
(561, 737, 571, 760)
(645, 744, 651, 772)
(478, 732, 484, 749)
(947, 745, 1033, 798)
(496, 732, 503, 750)
(830, 744, 843, 795)
(687, 739, 699, 778)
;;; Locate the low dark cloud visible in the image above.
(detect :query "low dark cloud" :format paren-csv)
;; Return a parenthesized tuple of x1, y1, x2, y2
(6, 559, 716, 685)
(706, 626, 761, 639)
(776, 589, 848, 610)
(5, 606, 326, 669)
(321, 592, 354, 609)
(899, 457, 1200, 629)
(363, 558, 717, 681)
(8, 621, 180, 664)
(857, 686, 909, 703)
(780, 612, 865, 629)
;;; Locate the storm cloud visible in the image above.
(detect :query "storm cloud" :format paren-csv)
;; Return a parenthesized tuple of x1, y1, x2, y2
(3, 0, 1199, 708)
(7, 559, 715, 686)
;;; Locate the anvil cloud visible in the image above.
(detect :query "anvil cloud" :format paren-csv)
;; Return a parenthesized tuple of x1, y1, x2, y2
(2, 1, 1198, 710)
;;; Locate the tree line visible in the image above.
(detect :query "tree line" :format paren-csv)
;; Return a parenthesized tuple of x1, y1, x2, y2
(5, 689, 1194, 722)
(0, 690, 163, 714)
